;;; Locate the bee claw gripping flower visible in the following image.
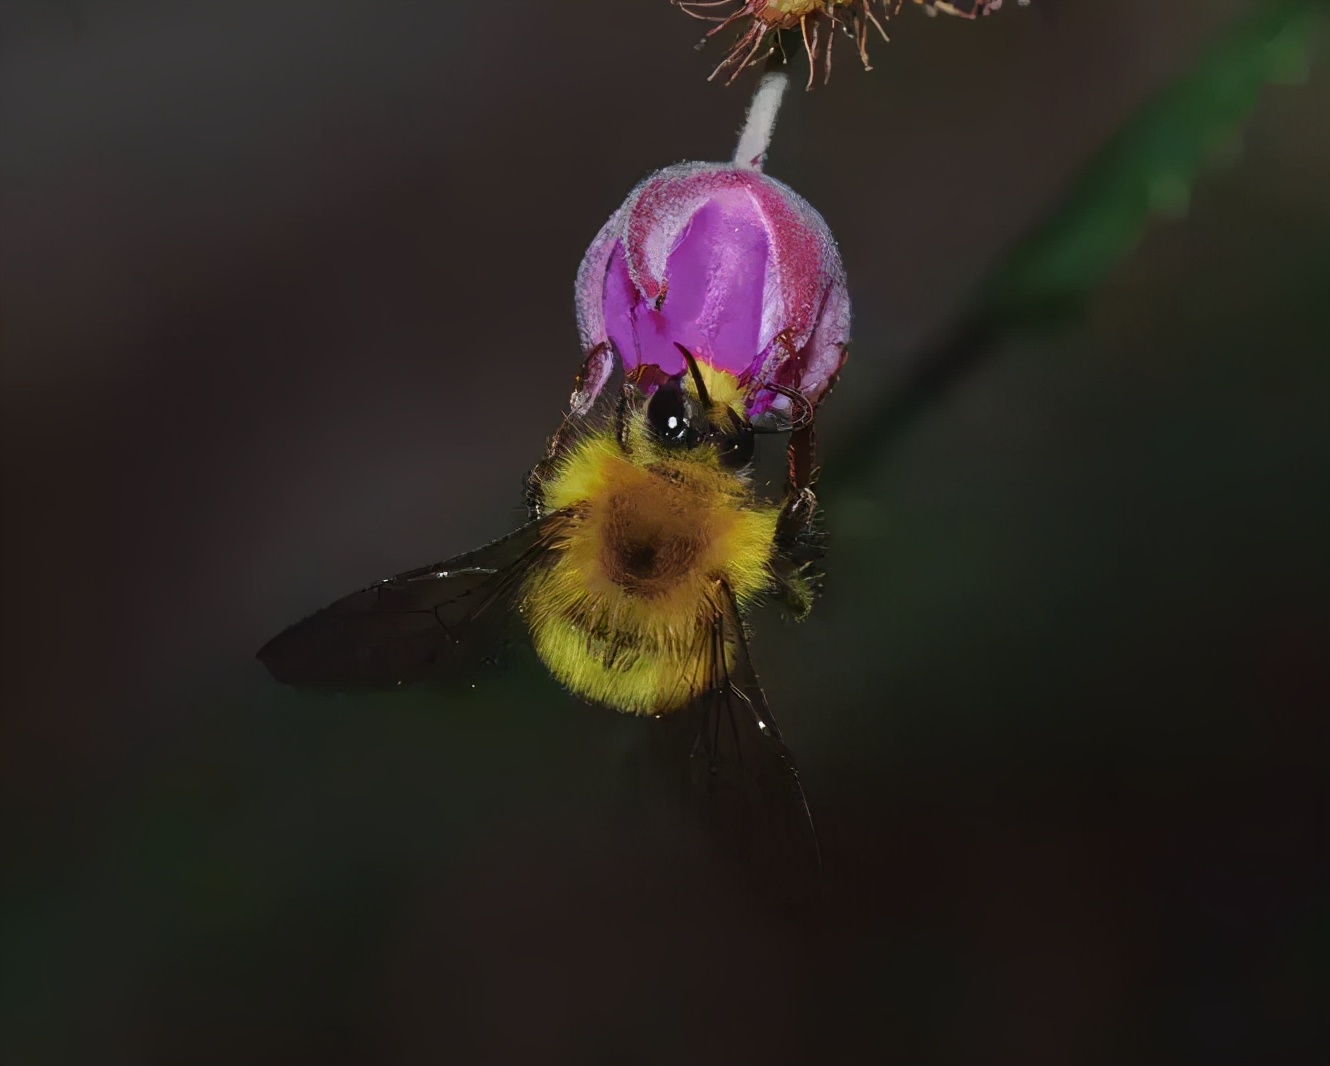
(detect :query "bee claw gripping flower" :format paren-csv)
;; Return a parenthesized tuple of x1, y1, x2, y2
(572, 160, 850, 421)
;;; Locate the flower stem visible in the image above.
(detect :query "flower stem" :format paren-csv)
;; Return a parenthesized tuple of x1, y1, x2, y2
(733, 69, 790, 171)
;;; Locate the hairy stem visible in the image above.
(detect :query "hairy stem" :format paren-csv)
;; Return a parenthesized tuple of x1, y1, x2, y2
(733, 69, 790, 171)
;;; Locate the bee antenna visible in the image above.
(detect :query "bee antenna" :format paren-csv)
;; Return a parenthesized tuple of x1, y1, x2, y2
(673, 343, 712, 409)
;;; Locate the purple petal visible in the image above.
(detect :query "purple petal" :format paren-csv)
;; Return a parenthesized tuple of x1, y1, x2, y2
(641, 196, 769, 378)
(573, 205, 624, 361)
(601, 243, 640, 373)
(796, 271, 851, 405)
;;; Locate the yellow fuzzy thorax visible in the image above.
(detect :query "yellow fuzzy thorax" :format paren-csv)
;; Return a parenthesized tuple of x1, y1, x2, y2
(522, 393, 777, 716)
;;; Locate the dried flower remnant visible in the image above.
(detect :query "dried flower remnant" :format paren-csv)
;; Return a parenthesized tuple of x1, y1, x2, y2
(675, 0, 1026, 88)
(916, 0, 1016, 18)
(676, 0, 888, 89)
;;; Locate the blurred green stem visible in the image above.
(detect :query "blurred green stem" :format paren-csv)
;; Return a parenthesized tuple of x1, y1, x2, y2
(824, 0, 1322, 492)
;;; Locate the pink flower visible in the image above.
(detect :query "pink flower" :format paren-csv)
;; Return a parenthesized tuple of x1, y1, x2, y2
(572, 161, 850, 420)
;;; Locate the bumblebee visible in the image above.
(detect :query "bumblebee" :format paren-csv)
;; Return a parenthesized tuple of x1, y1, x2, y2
(258, 346, 827, 870)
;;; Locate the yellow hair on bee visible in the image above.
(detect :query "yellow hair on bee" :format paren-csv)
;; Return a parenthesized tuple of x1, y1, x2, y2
(523, 379, 778, 716)
(685, 360, 747, 414)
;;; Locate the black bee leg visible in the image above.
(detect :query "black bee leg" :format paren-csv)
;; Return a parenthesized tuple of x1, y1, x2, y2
(613, 384, 633, 454)
(522, 464, 549, 520)
(527, 343, 620, 519)
(524, 408, 587, 520)
(524, 425, 570, 519)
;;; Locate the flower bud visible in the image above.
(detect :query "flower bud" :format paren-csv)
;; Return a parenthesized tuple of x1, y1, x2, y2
(573, 161, 849, 420)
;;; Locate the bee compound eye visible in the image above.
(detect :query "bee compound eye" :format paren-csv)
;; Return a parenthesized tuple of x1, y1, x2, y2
(646, 381, 691, 447)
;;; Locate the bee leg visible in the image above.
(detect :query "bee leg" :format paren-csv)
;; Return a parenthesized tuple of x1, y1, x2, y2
(524, 403, 587, 519)
(787, 420, 814, 491)
(613, 384, 634, 454)
(524, 427, 569, 519)
(771, 559, 820, 622)
(526, 382, 635, 520)
(776, 422, 818, 548)
(569, 341, 614, 418)
(772, 423, 824, 621)
(526, 342, 620, 519)
(522, 464, 548, 520)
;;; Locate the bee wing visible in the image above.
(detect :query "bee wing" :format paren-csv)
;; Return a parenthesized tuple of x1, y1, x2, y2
(637, 581, 821, 884)
(257, 515, 564, 691)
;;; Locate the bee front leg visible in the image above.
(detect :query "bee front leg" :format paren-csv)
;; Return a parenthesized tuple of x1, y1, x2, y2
(772, 422, 824, 621)
(776, 422, 818, 548)
(524, 411, 582, 520)
(527, 342, 629, 519)
(569, 341, 615, 419)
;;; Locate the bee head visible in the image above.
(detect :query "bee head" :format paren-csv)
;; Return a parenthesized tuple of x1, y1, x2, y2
(641, 346, 754, 470)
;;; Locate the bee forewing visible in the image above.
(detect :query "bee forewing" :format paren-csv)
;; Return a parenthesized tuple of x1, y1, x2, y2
(257, 516, 564, 691)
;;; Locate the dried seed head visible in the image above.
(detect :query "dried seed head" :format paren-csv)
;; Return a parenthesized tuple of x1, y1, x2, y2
(674, 0, 1027, 89)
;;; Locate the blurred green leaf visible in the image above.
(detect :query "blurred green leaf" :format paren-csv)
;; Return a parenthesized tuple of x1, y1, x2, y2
(982, 0, 1321, 326)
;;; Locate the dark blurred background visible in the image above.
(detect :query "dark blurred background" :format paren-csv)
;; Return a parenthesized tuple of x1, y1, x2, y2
(2, 2, 1326, 1063)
